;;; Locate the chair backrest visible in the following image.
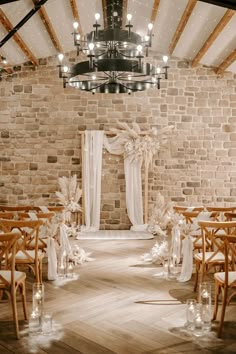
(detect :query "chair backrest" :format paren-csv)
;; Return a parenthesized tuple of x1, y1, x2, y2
(0, 219, 43, 263)
(0, 205, 34, 212)
(206, 207, 236, 221)
(0, 212, 17, 220)
(225, 212, 236, 221)
(174, 206, 204, 214)
(0, 232, 21, 285)
(17, 211, 55, 222)
(198, 221, 236, 263)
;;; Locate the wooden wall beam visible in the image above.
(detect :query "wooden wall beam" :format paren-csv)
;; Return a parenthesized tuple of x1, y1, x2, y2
(192, 9, 235, 67)
(169, 0, 197, 55)
(0, 9, 38, 65)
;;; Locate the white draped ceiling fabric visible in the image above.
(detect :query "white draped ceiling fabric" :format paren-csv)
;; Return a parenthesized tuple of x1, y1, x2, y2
(82, 131, 145, 232)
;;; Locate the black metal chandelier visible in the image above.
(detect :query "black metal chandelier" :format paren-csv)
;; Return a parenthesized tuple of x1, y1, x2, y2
(58, 8, 169, 94)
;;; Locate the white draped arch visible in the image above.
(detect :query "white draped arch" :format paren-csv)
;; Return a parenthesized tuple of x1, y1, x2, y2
(80, 131, 148, 231)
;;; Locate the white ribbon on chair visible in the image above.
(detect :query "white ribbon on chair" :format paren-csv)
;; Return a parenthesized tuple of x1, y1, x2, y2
(59, 223, 72, 255)
(47, 237, 57, 281)
(178, 236, 193, 282)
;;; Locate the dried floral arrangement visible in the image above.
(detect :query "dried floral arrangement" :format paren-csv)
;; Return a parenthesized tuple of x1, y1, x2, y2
(56, 175, 82, 215)
(110, 121, 174, 169)
(142, 192, 183, 264)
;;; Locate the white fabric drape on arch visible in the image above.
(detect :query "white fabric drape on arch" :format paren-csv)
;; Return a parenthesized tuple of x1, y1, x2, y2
(82, 131, 145, 231)
(103, 134, 145, 230)
(82, 130, 104, 232)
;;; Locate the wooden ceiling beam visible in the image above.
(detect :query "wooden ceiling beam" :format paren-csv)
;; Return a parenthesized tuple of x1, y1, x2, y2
(0, 9, 38, 66)
(122, 0, 128, 29)
(192, 9, 235, 67)
(169, 0, 197, 55)
(150, 0, 161, 23)
(102, 0, 107, 29)
(32, 0, 63, 53)
(69, 0, 83, 37)
(216, 49, 236, 74)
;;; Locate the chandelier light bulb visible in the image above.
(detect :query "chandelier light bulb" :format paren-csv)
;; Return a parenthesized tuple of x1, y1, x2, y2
(137, 45, 142, 53)
(76, 34, 81, 41)
(127, 14, 132, 22)
(73, 22, 79, 30)
(163, 55, 168, 63)
(148, 23, 153, 31)
(2, 58, 7, 64)
(95, 13, 100, 21)
(145, 35, 150, 41)
(92, 75, 96, 80)
(88, 42, 95, 50)
(128, 75, 132, 80)
(63, 65, 69, 73)
(156, 67, 161, 74)
(58, 53, 64, 62)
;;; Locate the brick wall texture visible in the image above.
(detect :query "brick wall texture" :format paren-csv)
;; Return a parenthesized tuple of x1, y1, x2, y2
(0, 53, 236, 229)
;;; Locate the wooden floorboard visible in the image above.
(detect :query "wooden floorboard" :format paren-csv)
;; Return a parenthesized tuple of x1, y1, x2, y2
(0, 239, 236, 354)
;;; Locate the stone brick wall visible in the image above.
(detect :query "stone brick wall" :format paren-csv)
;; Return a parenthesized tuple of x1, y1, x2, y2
(0, 53, 236, 229)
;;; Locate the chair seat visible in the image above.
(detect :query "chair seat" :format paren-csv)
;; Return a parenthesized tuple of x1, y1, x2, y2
(194, 251, 225, 262)
(15, 250, 44, 262)
(214, 271, 236, 285)
(0, 270, 26, 285)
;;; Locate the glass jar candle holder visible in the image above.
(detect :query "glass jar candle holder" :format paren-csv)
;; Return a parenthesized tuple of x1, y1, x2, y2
(199, 282, 212, 332)
(58, 250, 67, 278)
(193, 304, 204, 337)
(66, 261, 74, 278)
(29, 311, 41, 335)
(41, 312, 53, 335)
(32, 283, 44, 316)
(185, 298, 197, 331)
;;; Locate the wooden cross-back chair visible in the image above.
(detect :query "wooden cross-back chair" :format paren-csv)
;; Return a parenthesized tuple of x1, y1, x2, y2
(181, 210, 213, 252)
(0, 232, 28, 339)
(17, 212, 56, 252)
(213, 234, 236, 338)
(194, 221, 236, 291)
(0, 219, 44, 283)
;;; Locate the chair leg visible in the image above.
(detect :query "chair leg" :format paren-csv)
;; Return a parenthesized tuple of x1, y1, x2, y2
(213, 281, 220, 320)
(11, 288, 20, 339)
(217, 286, 228, 338)
(39, 260, 43, 284)
(194, 262, 200, 292)
(20, 282, 28, 320)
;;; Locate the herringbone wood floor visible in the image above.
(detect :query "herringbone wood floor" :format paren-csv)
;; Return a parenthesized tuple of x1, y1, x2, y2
(0, 239, 236, 353)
